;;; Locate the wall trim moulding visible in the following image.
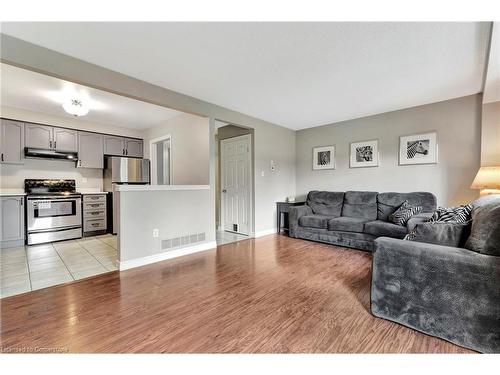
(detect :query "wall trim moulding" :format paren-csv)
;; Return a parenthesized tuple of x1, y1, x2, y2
(254, 228, 276, 238)
(118, 240, 217, 271)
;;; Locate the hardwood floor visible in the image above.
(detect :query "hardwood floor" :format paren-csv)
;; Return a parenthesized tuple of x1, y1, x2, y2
(0, 234, 472, 353)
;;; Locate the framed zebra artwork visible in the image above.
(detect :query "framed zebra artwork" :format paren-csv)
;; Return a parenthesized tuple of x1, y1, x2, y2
(399, 132, 438, 165)
(350, 139, 379, 168)
(312, 145, 335, 170)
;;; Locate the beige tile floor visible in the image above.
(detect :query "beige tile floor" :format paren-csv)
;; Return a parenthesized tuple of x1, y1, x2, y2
(0, 234, 118, 299)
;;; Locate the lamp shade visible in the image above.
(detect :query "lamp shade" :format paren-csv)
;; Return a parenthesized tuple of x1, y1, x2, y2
(470, 166, 500, 189)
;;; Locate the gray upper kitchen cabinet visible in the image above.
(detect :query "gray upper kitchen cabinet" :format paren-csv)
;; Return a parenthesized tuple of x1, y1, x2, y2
(0, 196, 25, 248)
(1, 119, 24, 164)
(125, 138, 143, 158)
(25, 123, 53, 149)
(53, 128, 78, 152)
(104, 135, 126, 156)
(78, 131, 104, 168)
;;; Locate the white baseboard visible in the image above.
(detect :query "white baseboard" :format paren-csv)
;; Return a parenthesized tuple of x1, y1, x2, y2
(118, 241, 217, 271)
(254, 228, 277, 238)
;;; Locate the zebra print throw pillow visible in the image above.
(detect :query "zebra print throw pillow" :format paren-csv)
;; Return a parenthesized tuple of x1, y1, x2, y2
(429, 204, 473, 223)
(389, 200, 423, 226)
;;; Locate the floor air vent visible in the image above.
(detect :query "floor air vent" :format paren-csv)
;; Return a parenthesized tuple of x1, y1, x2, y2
(161, 232, 206, 251)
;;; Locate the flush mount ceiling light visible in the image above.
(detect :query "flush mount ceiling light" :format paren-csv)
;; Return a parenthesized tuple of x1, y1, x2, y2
(62, 99, 89, 117)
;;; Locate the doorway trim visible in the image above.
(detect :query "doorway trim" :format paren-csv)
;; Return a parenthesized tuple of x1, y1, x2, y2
(149, 134, 173, 185)
(220, 133, 253, 236)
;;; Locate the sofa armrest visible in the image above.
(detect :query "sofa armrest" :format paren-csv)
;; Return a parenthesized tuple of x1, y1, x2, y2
(288, 205, 312, 237)
(407, 212, 432, 232)
(371, 237, 500, 353)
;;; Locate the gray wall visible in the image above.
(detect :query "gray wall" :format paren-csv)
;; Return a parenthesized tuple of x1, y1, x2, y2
(296, 95, 482, 206)
(481, 101, 500, 166)
(118, 189, 214, 262)
(144, 112, 210, 185)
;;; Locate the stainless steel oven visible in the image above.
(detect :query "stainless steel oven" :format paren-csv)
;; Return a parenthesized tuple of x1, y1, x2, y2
(26, 195, 82, 245)
(25, 179, 83, 245)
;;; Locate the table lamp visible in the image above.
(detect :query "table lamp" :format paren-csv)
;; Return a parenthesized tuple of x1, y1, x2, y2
(471, 166, 500, 195)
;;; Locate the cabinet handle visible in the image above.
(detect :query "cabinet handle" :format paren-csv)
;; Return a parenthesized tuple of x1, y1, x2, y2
(54, 141, 57, 149)
(1, 153, 3, 162)
(49, 141, 53, 148)
(126, 149, 128, 155)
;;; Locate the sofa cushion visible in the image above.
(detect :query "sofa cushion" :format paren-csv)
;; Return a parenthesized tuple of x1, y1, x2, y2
(298, 214, 330, 229)
(377, 192, 437, 221)
(328, 217, 371, 233)
(465, 197, 500, 256)
(306, 191, 344, 217)
(341, 191, 378, 220)
(364, 220, 408, 239)
(407, 213, 433, 232)
(405, 221, 471, 247)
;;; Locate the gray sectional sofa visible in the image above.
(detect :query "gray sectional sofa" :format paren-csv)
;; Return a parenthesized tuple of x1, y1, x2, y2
(288, 190, 437, 251)
(371, 196, 500, 353)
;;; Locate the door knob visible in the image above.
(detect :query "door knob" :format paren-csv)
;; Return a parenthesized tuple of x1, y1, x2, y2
(222, 189, 227, 193)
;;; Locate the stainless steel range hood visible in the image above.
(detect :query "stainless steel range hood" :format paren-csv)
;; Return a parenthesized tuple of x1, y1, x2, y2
(24, 147, 78, 161)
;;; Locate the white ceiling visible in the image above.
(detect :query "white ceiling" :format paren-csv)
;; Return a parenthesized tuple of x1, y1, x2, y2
(0, 63, 183, 129)
(1, 22, 491, 130)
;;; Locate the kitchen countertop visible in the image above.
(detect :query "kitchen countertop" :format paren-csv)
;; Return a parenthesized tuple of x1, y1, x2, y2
(115, 185, 210, 192)
(0, 189, 109, 196)
(78, 191, 109, 195)
(0, 189, 26, 196)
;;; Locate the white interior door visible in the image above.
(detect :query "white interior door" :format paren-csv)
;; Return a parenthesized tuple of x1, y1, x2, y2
(221, 135, 251, 235)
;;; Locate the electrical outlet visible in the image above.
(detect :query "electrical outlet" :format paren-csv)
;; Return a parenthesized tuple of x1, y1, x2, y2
(261, 170, 265, 177)
(270, 160, 276, 172)
(153, 229, 159, 238)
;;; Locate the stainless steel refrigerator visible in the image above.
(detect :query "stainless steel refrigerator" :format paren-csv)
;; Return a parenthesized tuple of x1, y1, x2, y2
(104, 156, 151, 234)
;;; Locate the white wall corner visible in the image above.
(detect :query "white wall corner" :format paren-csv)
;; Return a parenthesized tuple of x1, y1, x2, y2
(254, 228, 277, 238)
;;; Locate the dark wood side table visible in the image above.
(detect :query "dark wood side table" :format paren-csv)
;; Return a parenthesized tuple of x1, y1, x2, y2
(277, 201, 306, 233)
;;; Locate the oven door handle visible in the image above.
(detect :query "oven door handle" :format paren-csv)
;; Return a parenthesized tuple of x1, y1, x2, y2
(28, 197, 81, 201)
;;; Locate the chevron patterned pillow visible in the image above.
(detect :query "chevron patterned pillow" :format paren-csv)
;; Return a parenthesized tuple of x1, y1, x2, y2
(389, 200, 423, 226)
(429, 204, 473, 223)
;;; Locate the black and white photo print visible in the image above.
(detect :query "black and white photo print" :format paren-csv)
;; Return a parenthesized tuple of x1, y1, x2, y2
(399, 132, 437, 165)
(313, 146, 335, 170)
(350, 140, 378, 168)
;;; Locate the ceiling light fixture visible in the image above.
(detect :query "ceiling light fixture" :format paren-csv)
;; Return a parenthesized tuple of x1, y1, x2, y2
(62, 99, 89, 117)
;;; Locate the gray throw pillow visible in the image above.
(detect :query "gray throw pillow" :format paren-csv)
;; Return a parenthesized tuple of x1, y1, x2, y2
(405, 221, 471, 247)
(464, 200, 500, 256)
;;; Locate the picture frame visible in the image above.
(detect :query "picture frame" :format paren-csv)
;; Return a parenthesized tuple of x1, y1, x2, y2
(312, 145, 335, 170)
(349, 139, 379, 168)
(399, 131, 438, 165)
